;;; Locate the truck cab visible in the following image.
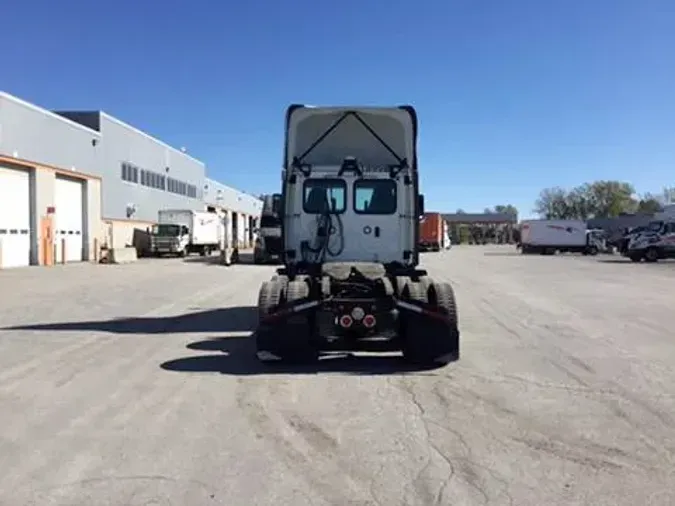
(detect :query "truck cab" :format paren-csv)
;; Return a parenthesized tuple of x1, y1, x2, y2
(150, 223, 190, 256)
(281, 106, 421, 269)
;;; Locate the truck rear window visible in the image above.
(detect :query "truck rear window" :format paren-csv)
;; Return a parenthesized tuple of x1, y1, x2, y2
(303, 179, 346, 214)
(354, 179, 397, 215)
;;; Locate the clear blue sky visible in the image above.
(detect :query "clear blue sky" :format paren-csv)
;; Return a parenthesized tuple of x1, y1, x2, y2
(2, 0, 674, 218)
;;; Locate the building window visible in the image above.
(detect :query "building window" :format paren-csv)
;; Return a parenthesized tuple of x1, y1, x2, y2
(121, 162, 139, 183)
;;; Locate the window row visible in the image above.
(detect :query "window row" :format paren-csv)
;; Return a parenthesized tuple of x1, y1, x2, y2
(167, 177, 198, 198)
(120, 162, 198, 199)
(141, 169, 166, 190)
(302, 178, 397, 215)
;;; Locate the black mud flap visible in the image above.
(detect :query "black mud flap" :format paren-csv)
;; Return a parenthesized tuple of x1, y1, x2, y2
(396, 300, 460, 366)
(256, 300, 320, 363)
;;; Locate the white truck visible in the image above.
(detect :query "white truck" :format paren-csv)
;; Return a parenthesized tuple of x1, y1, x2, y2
(255, 105, 459, 366)
(519, 219, 599, 255)
(151, 210, 224, 257)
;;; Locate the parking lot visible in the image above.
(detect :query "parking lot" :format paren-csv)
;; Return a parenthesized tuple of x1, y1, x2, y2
(1, 246, 674, 506)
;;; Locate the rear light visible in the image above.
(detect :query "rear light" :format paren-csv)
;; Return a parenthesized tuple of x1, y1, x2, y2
(339, 315, 353, 328)
(362, 314, 376, 328)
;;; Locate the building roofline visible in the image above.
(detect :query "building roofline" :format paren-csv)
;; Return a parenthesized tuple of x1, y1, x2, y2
(99, 111, 205, 166)
(0, 91, 102, 136)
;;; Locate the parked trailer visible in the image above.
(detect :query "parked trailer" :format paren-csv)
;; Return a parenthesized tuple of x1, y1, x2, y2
(151, 210, 224, 257)
(520, 219, 599, 255)
(419, 212, 445, 251)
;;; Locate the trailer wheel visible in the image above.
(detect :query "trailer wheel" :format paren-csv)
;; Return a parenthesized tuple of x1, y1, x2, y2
(401, 281, 460, 367)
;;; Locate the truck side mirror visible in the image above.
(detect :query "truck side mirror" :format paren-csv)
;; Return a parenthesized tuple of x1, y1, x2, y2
(418, 195, 425, 217)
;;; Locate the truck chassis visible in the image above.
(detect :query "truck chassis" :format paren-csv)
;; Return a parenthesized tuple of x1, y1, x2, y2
(256, 262, 459, 367)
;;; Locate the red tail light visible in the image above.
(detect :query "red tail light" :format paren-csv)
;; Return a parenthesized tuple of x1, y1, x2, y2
(339, 315, 353, 328)
(362, 314, 377, 328)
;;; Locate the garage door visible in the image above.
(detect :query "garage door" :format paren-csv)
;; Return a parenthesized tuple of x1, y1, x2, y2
(0, 166, 31, 268)
(55, 176, 84, 263)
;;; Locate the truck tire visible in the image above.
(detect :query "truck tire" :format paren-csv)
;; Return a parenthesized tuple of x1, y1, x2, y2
(257, 280, 283, 322)
(284, 280, 310, 301)
(644, 247, 659, 263)
(271, 274, 289, 292)
(257, 278, 316, 364)
(401, 281, 460, 367)
(418, 276, 434, 293)
(395, 276, 411, 298)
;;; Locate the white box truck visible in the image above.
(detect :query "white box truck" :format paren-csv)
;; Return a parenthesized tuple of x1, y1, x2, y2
(151, 210, 224, 257)
(519, 219, 599, 255)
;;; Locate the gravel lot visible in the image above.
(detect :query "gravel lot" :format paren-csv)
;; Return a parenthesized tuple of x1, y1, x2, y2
(1, 247, 674, 506)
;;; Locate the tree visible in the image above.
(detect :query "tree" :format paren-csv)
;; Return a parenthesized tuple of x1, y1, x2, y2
(483, 207, 494, 214)
(455, 208, 466, 214)
(636, 193, 663, 214)
(533, 186, 572, 219)
(534, 180, 638, 219)
(586, 180, 636, 217)
(493, 204, 518, 219)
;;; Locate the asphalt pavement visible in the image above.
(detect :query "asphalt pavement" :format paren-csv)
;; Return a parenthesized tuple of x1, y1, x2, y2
(0, 247, 673, 506)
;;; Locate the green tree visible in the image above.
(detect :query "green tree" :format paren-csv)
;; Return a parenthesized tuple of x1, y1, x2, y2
(586, 180, 636, 217)
(534, 180, 638, 219)
(493, 204, 518, 219)
(636, 193, 663, 214)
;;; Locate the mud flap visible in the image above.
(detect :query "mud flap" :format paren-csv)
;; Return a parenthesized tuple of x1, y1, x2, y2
(396, 300, 460, 366)
(256, 300, 320, 363)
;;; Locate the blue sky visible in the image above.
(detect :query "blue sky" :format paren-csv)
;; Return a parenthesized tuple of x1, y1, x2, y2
(2, 0, 674, 218)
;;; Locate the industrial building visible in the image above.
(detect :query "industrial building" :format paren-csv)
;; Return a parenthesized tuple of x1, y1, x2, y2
(0, 91, 262, 268)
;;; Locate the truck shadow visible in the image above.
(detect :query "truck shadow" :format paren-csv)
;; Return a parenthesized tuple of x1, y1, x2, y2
(3, 307, 258, 334)
(159, 336, 445, 376)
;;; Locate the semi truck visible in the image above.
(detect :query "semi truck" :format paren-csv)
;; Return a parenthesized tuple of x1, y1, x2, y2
(419, 212, 449, 251)
(519, 219, 600, 255)
(150, 210, 224, 257)
(255, 105, 460, 367)
(253, 194, 284, 264)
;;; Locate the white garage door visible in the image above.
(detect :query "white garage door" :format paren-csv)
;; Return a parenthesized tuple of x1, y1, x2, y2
(55, 176, 84, 263)
(0, 166, 31, 268)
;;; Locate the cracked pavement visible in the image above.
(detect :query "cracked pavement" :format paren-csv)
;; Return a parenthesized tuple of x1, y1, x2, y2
(0, 248, 674, 505)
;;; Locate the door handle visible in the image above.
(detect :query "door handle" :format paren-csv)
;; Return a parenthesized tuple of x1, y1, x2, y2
(374, 226, 380, 238)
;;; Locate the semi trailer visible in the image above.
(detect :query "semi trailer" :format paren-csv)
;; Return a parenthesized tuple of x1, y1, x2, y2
(254, 105, 460, 367)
